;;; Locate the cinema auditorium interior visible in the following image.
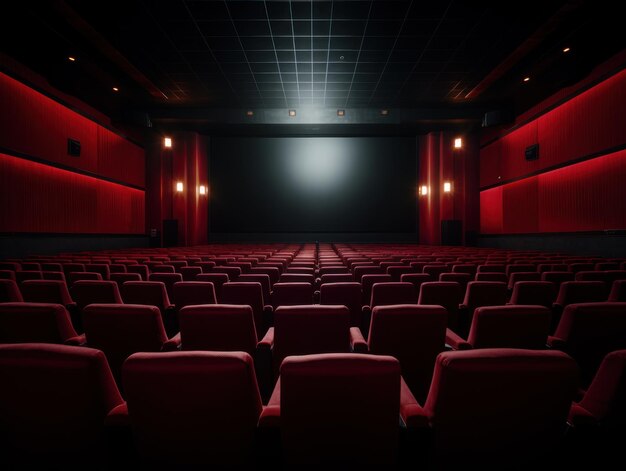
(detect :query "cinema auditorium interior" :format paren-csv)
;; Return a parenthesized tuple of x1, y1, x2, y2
(1, 1, 625, 469)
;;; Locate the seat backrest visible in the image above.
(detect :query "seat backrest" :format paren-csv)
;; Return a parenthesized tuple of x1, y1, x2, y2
(554, 302, 626, 386)
(0, 270, 16, 281)
(62, 263, 85, 277)
(461, 282, 508, 330)
(0, 279, 23, 302)
(0, 343, 122, 465)
(151, 264, 175, 273)
(172, 281, 217, 310)
(126, 264, 148, 280)
(279, 353, 400, 466)
(507, 272, 541, 290)
(279, 273, 314, 284)
(319, 282, 363, 327)
(0, 302, 79, 344)
(122, 351, 262, 467)
(575, 271, 610, 284)
(221, 282, 266, 338)
(370, 282, 417, 308)
(212, 266, 242, 281)
(15, 270, 43, 283)
(20, 280, 73, 305)
(361, 274, 392, 304)
(368, 305, 446, 403)
(271, 282, 314, 309)
(109, 272, 142, 287)
(439, 273, 471, 294)
(179, 266, 202, 281)
(542, 271, 575, 286)
(249, 267, 280, 285)
(121, 281, 171, 311)
(475, 272, 508, 283)
(196, 273, 229, 300)
(321, 273, 354, 284)
(467, 305, 552, 349)
(179, 304, 258, 354)
(571, 349, 626, 429)
(423, 265, 448, 279)
(68, 272, 103, 285)
(85, 264, 111, 280)
(418, 282, 463, 331)
(554, 281, 607, 307)
(509, 281, 557, 308)
(423, 349, 578, 465)
(319, 267, 350, 277)
(238, 274, 272, 304)
(609, 280, 626, 302)
(70, 280, 122, 311)
(387, 266, 414, 281)
(353, 265, 384, 282)
(400, 273, 432, 296)
(505, 264, 537, 276)
(83, 304, 167, 383)
(147, 273, 183, 299)
(273, 305, 350, 372)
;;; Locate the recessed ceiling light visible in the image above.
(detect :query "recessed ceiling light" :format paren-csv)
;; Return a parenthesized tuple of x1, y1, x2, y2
(337, 109, 345, 117)
(289, 109, 296, 117)
(523, 77, 530, 82)
(112, 87, 119, 92)
(380, 109, 389, 116)
(562, 47, 570, 53)
(339, 55, 344, 60)
(68, 56, 76, 62)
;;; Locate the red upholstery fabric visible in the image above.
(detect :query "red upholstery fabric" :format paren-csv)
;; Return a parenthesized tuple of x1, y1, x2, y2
(466, 305, 552, 349)
(368, 304, 447, 403)
(459, 281, 508, 334)
(608, 280, 626, 301)
(125, 264, 148, 280)
(249, 267, 280, 285)
(319, 282, 363, 327)
(403, 349, 578, 467)
(400, 273, 432, 296)
(0, 302, 80, 344)
(179, 266, 202, 281)
(569, 350, 626, 428)
(551, 302, 626, 386)
(85, 264, 111, 280)
(151, 265, 175, 273)
(83, 304, 169, 384)
(0, 279, 23, 302)
(68, 272, 103, 285)
(541, 271, 575, 286)
(238, 274, 272, 304)
(475, 272, 508, 283)
(353, 265, 384, 282)
(15, 271, 43, 283)
(221, 282, 268, 338)
(0, 343, 123, 466)
(120, 281, 171, 313)
(509, 281, 557, 308)
(109, 272, 142, 287)
(369, 282, 418, 307)
(0, 270, 16, 281)
(196, 273, 230, 300)
(212, 266, 242, 281)
(271, 282, 314, 309)
(361, 274, 393, 304)
(21, 280, 74, 305)
(270, 305, 351, 375)
(387, 265, 414, 281)
(121, 351, 262, 467)
(147, 273, 183, 299)
(70, 280, 123, 312)
(179, 304, 258, 354)
(320, 273, 354, 284)
(554, 281, 608, 310)
(268, 353, 401, 466)
(507, 272, 541, 290)
(172, 281, 217, 310)
(418, 281, 463, 332)
(279, 273, 315, 284)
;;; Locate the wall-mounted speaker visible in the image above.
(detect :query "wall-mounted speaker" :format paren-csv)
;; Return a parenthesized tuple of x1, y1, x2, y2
(67, 138, 81, 157)
(482, 109, 513, 128)
(162, 219, 178, 247)
(525, 144, 539, 161)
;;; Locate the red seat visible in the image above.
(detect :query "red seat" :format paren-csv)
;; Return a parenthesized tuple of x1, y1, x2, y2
(15, 271, 43, 283)
(0, 279, 23, 302)
(458, 281, 508, 336)
(148, 273, 183, 299)
(0, 343, 123, 467)
(119, 351, 262, 467)
(542, 271, 575, 287)
(418, 281, 463, 332)
(507, 271, 541, 290)
(221, 282, 271, 338)
(172, 281, 217, 310)
(474, 272, 508, 283)
(401, 349, 578, 468)
(85, 264, 111, 280)
(361, 274, 393, 304)
(68, 272, 103, 285)
(270, 282, 314, 309)
(0, 302, 84, 345)
(609, 280, 626, 301)
(151, 265, 175, 273)
(212, 266, 242, 281)
(196, 273, 230, 300)
(321, 273, 354, 284)
(120, 281, 175, 334)
(179, 266, 202, 281)
(70, 280, 122, 312)
(109, 272, 142, 287)
(259, 353, 401, 466)
(126, 264, 148, 280)
(400, 273, 432, 296)
(509, 281, 557, 308)
(319, 282, 363, 327)
(387, 265, 414, 281)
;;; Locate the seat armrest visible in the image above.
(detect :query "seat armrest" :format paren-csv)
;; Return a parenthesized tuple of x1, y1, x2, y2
(105, 403, 130, 427)
(162, 333, 181, 351)
(445, 328, 471, 350)
(258, 327, 275, 349)
(349, 327, 368, 353)
(547, 335, 566, 349)
(64, 333, 86, 346)
(568, 403, 598, 428)
(400, 378, 429, 428)
(258, 405, 281, 428)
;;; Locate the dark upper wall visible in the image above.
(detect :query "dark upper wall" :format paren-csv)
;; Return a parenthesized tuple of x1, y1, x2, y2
(0, 71, 145, 236)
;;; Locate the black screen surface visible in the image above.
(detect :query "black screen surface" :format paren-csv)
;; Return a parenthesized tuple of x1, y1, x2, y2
(209, 137, 417, 240)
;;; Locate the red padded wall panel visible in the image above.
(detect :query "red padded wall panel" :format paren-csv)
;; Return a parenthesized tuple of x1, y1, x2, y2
(97, 127, 145, 188)
(480, 140, 501, 188)
(0, 153, 144, 234)
(502, 178, 539, 233)
(499, 120, 538, 182)
(480, 187, 503, 234)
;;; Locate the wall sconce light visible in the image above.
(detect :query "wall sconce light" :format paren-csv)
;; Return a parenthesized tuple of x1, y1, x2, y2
(419, 185, 428, 196)
(176, 182, 183, 193)
(453, 137, 463, 149)
(289, 109, 296, 117)
(164, 137, 172, 148)
(443, 182, 452, 193)
(337, 109, 345, 117)
(199, 185, 207, 195)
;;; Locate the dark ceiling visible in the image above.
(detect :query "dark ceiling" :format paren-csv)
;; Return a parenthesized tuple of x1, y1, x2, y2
(1, 1, 625, 130)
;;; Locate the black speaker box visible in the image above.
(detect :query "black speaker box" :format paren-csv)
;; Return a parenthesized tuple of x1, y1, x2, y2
(162, 219, 178, 247)
(67, 138, 81, 156)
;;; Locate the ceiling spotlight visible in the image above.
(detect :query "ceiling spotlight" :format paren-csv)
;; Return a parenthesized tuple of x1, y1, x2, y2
(68, 56, 76, 62)
(562, 47, 570, 53)
(112, 87, 119, 92)
(246, 110, 254, 117)
(289, 109, 296, 117)
(523, 77, 530, 82)
(380, 109, 389, 116)
(339, 55, 345, 60)
(337, 109, 345, 117)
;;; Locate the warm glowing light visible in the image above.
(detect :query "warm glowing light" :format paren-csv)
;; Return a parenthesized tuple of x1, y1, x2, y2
(444, 182, 452, 193)
(523, 77, 530, 82)
(246, 110, 254, 117)
(420, 185, 428, 196)
(337, 109, 345, 117)
(68, 56, 76, 62)
(199, 185, 207, 195)
(176, 182, 183, 192)
(563, 47, 570, 53)
(380, 109, 389, 116)
(164, 137, 172, 148)
(112, 87, 119, 92)
(289, 109, 296, 117)
(454, 138, 463, 149)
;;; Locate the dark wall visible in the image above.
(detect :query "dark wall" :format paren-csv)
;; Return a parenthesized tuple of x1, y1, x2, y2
(209, 136, 418, 241)
(0, 235, 149, 259)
